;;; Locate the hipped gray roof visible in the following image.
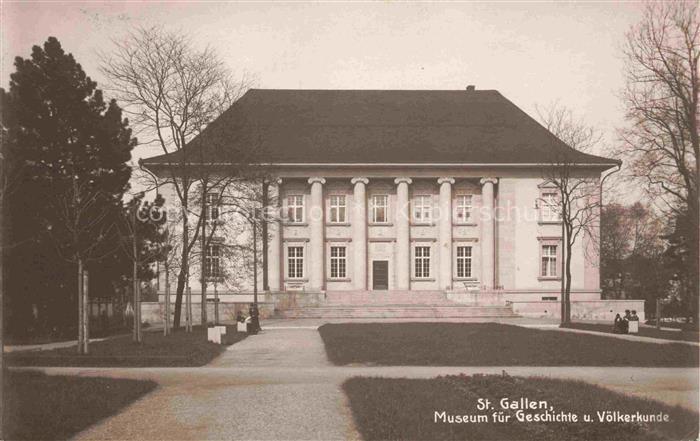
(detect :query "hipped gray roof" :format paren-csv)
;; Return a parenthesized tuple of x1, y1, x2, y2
(142, 88, 618, 168)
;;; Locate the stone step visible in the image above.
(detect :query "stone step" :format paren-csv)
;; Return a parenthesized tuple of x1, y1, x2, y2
(278, 305, 518, 319)
(322, 291, 506, 306)
(324, 290, 454, 305)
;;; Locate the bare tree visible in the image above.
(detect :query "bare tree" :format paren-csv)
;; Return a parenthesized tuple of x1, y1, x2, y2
(538, 104, 612, 325)
(601, 202, 669, 309)
(193, 176, 276, 297)
(618, 1, 698, 322)
(619, 1, 698, 214)
(116, 194, 168, 342)
(101, 26, 257, 329)
(48, 180, 120, 353)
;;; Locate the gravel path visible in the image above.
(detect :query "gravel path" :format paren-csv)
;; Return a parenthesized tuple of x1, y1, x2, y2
(9, 321, 697, 440)
(69, 327, 361, 441)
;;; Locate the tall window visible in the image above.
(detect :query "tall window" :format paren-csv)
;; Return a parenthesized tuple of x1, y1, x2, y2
(204, 244, 221, 278)
(205, 192, 220, 223)
(372, 195, 388, 223)
(413, 195, 432, 222)
(330, 246, 347, 279)
(414, 246, 431, 278)
(541, 245, 557, 277)
(540, 191, 560, 222)
(286, 195, 304, 223)
(455, 195, 473, 223)
(456, 246, 472, 278)
(288, 246, 304, 279)
(329, 195, 346, 223)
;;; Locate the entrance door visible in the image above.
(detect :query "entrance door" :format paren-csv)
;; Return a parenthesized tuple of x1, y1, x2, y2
(372, 261, 389, 290)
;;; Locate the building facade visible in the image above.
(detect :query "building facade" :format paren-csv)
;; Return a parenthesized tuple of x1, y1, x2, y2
(143, 88, 643, 318)
(265, 167, 599, 302)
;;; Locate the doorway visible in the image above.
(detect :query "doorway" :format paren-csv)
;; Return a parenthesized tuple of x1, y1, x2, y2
(372, 260, 389, 290)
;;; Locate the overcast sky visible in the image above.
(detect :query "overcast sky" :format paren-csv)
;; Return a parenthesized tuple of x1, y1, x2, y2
(2, 1, 644, 185)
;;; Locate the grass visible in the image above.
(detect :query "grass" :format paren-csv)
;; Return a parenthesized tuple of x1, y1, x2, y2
(343, 375, 699, 441)
(563, 321, 699, 343)
(5, 325, 130, 345)
(3, 370, 158, 440)
(318, 323, 698, 367)
(6, 326, 246, 367)
(646, 319, 698, 331)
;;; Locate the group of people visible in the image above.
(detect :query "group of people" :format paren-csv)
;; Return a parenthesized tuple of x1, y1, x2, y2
(235, 303, 261, 334)
(613, 310, 639, 334)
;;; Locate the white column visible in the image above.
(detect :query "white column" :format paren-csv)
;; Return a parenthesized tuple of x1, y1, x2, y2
(267, 178, 282, 292)
(351, 177, 369, 290)
(308, 177, 326, 291)
(480, 177, 498, 290)
(394, 177, 412, 290)
(438, 177, 455, 290)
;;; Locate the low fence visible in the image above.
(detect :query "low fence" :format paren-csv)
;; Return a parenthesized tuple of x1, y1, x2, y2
(510, 299, 646, 322)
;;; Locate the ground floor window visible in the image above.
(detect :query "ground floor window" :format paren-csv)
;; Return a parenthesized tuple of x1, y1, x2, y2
(541, 244, 557, 277)
(414, 246, 430, 278)
(288, 246, 304, 279)
(204, 244, 221, 278)
(456, 246, 472, 278)
(330, 246, 347, 279)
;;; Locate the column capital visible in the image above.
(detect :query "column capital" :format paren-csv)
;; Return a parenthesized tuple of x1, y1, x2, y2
(394, 177, 413, 185)
(308, 177, 326, 185)
(437, 177, 455, 185)
(351, 177, 369, 185)
(480, 177, 499, 186)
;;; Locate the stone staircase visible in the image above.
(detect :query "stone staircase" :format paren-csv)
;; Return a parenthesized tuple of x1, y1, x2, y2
(276, 290, 518, 319)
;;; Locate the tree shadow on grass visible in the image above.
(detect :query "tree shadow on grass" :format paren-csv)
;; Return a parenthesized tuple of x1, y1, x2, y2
(4, 370, 158, 440)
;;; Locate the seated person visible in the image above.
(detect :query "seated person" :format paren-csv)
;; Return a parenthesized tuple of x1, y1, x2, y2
(621, 310, 631, 333)
(613, 313, 623, 333)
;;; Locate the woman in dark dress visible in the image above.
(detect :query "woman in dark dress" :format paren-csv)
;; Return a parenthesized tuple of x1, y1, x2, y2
(613, 313, 623, 333)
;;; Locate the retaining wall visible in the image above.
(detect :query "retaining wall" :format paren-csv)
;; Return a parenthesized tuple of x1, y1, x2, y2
(510, 299, 646, 322)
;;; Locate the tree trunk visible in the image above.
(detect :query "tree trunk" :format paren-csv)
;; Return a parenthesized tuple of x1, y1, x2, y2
(173, 213, 189, 329)
(82, 270, 89, 354)
(77, 259, 84, 354)
(560, 221, 566, 325)
(565, 241, 574, 324)
(200, 190, 207, 325)
(164, 259, 170, 336)
(173, 267, 186, 329)
(132, 222, 141, 342)
(0, 157, 4, 440)
(186, 284, 193, 332)
(262, 179, 269, 291)
(691, 194, 699, 325)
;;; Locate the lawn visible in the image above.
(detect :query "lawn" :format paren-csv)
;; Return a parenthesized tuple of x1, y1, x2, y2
(343, 375, 698, 441)
(6, 326, 246, 367)
(563, 321, 699, 343)
(318, 323, 698, 367)
(3, 370, 158, 440)
(5, 324, 131, 346)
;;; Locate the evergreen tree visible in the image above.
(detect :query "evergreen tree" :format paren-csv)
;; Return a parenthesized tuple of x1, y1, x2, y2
(664, 208, 699, 326)
(2, 37, 136, 337)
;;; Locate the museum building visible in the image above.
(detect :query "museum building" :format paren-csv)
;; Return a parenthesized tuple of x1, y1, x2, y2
(143, 87, 643, 320)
